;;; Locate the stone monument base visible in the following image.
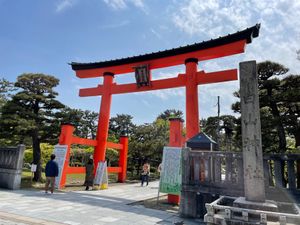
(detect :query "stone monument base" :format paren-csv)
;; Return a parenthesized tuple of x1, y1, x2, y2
(204, 196, 300, 225)
(233, 197, 278, 212)
(0, 145, 25, 190)
(0, 168, 23, 190)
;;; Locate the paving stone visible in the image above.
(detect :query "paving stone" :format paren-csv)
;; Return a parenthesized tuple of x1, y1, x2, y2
(0, 181, 205, 225)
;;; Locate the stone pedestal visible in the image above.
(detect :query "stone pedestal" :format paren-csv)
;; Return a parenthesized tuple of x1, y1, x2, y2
(233, 197, 278, 212)
(204, 196, 300, 225)
(0, 145, 25, 190)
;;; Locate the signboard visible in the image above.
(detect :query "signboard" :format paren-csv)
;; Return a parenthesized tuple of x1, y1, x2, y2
(134, 64, 150, 87)
(30, 164, 37, 172)
(94, 161, 108, 189)
(53, 145, 68, 189)
(159, 147, 182, 195)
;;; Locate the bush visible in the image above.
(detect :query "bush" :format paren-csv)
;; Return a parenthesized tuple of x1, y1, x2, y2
(106, 148, 119, 166)
(23, 149, 33, 164)
(23, 143, 54, 168)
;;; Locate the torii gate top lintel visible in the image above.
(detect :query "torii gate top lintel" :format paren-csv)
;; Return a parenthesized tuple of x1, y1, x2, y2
(70, 24, 260, 78)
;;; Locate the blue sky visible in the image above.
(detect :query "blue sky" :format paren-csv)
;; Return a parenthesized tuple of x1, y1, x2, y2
(1, 0, 299, 125)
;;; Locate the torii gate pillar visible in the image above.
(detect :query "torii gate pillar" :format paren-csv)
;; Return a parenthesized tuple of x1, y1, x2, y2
(185, 58, 200, 139)
(168, 118, 185, 204)
(94, 72, 114, 169)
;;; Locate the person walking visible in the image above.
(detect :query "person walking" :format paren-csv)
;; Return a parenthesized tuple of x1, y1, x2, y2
(84, 156, 94, 191)
(45, 154, 59, 194)
(141, 161, 150, 186)
(157, 163, 162, 174)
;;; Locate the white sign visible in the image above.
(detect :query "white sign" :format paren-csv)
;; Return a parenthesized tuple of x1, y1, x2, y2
(53, 145, 68, 189)
(159, 147, 182, 195)
(30, 164, 37, 172)
(94, 161, 107, 186)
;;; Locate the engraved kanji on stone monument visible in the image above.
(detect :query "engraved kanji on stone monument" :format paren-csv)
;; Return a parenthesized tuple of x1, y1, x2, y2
(240, 60, 265, 202)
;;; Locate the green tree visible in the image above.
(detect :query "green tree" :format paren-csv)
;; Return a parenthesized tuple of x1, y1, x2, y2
(279, 75, 300, 147)
(56, 108, 98, 139)
(128, 120, 169, 176)
(0, 78, 15, 109)
(0, 73, 64, 181)
(258, 61, 289, 152)
(109, 114, 135, 138)
(201, 115, 239, 151)
(156, 109, 183, 120)
(231, 61, 294, 153)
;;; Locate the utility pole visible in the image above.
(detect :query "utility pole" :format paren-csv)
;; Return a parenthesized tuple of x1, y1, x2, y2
(217, 96, 220, 118)
(216, 96, 220, 150)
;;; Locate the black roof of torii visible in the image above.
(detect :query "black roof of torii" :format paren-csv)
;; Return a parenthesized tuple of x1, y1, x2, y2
(71, 24, 260, 71)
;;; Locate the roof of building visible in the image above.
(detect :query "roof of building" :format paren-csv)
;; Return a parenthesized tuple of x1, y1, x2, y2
(70, 24, 260, 71)
(187, 132, 217, 145)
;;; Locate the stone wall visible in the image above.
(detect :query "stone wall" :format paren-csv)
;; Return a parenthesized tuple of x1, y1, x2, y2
(0, 145, 25, 190)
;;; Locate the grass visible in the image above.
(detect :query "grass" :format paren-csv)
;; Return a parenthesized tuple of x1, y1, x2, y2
(21, 169, 45, 189)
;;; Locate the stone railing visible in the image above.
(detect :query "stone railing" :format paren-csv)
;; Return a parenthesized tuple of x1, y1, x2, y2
(180, 148, 300, 218)
(0, 145, 25, 189)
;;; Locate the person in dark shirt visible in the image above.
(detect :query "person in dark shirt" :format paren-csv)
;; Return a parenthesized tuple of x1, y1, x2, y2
(84, 156, 94, 191)
(45, 154, 59, 194)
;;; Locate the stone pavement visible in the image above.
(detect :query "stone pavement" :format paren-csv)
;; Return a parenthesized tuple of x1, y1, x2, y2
(0, 181, 204, 225)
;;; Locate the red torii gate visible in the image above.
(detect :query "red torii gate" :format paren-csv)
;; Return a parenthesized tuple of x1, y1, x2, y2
(70, 24, 260, 184)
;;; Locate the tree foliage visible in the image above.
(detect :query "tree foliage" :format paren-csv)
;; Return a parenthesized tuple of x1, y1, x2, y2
(128, 119, 169, 176)
(156, 109, 183, 120)
(0, 73, 64, 181)
(0, 78, 16, 109)
(109, 114, 135, 138)
(231, 61, 299, 152)
(201, 115, 239, 151)
(55, 107, 98, 139)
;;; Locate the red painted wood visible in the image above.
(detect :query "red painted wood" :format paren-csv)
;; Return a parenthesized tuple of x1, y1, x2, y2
(185, 60, 200, 139)
(106, 142, 123, 149)
(196, 69, 237, 84)
(74, 40, 246, 78)
(72, 136, 98, 146)
(65, 166, 122, 174)
(118, 136, 129, 182)
(66, 166, 85, 174)
(94, 74, 114, 172)
(108, 167, 122, 173)
(168, 119, 184, 204)
(58, 124, 75, 188)
(79, 69, 237, 97)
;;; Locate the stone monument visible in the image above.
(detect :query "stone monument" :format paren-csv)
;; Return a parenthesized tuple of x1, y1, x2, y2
(204, 61, 300, 225)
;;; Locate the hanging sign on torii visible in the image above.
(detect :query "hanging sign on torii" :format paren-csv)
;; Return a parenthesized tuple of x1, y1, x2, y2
(70, 24, 260, 172)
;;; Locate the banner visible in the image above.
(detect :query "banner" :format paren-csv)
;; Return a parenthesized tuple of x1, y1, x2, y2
(94, 161, 108, 189)
(53, 145, 68, 189)
(159, 147, 182, 195)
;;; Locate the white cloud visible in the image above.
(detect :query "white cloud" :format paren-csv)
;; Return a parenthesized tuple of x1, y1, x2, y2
(171, 0, 300, 73)
(103, 0, 127, 10)
(103, 0, 146, 12)
(149, 88, 185, 100)
(141, 99, 151, 107)
(55, 0, 76, 13)
(130, 0, 144, 8)
(199, 81, 238, 108)
(150, 28, 162, 40)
